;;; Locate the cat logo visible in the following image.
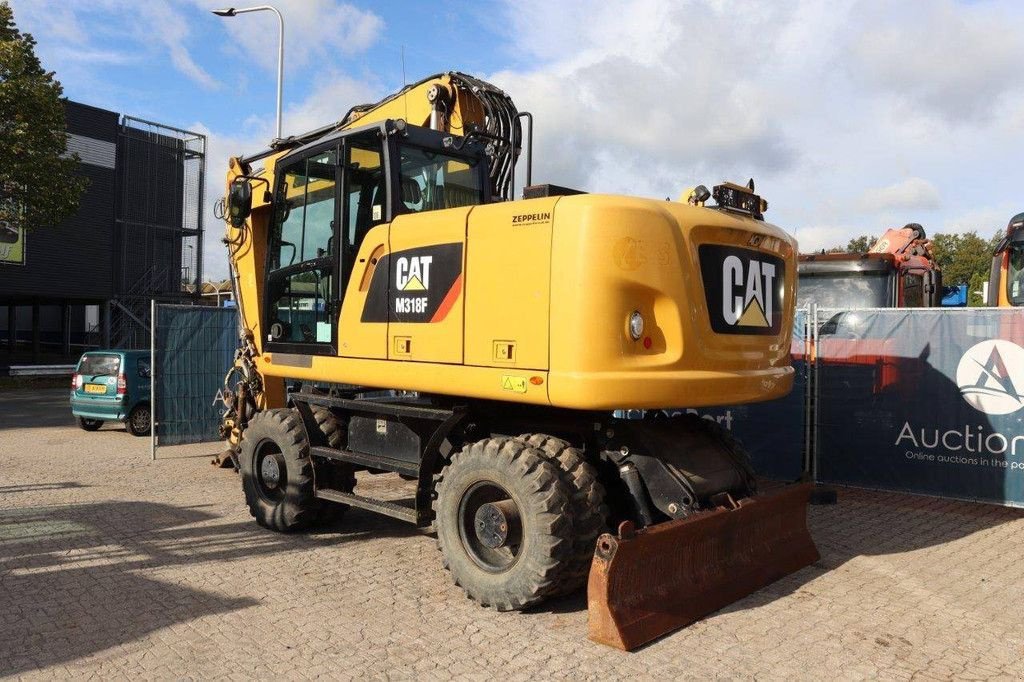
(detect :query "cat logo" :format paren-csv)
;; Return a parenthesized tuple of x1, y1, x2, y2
(699, 245, 784, 336)
(721, 255, 777, 328)
(956, 340, 1024, 416)
(396, 255, 432, 291)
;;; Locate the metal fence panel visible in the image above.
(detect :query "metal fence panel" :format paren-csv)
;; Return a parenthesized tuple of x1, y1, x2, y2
(815, 307, 1024, 506)
(153, 305, 237, 450)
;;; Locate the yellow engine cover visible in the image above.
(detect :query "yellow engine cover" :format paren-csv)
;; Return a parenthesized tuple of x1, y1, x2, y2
(246, 193, 796, 411)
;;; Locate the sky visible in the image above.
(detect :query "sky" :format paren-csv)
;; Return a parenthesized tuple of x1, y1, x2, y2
(8, 0, 1024, 279)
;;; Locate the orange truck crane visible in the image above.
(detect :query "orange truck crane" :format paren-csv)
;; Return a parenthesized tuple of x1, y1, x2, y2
(798, 224, 942, 310)
(987, 213, 1024, 307)
(217, 71, 817, 650)
(797, 225, 941, 397)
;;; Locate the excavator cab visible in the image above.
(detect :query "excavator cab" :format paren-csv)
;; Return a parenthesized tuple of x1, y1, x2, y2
(248, 120, 490, 358)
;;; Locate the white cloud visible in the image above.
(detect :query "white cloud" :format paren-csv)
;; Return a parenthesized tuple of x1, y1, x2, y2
(140, 0, 220, 90)
(489, 0, 1024, 251)
(848, 0, 1024, 123)
(791, 224, 862, 254)
(197, 0, 385, 75)
(941, 205, 1015, 240)
(859, 177, 940, 212)
(10, 0, 220, 89)
(490, 1, 812, 193)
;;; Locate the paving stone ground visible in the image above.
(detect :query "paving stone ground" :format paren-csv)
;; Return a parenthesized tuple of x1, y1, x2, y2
(1, 388, 1023, 680)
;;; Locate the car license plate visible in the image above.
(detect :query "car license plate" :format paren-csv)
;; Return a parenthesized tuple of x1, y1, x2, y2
(84, 384, 107, 394)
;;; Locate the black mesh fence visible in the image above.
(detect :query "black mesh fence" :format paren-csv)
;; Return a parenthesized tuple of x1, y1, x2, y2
(153, 304, 237, 451)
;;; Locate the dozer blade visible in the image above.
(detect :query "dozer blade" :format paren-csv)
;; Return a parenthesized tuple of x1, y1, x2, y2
(588, 483, 818, 651)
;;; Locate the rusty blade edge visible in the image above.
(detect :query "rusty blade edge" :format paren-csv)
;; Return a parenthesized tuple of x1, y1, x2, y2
(587, 483, 819, 651)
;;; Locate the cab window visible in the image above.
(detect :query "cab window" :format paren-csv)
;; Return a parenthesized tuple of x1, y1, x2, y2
(341, 132, 387, 292)
(1009, 245, 1024, 306)
(271, 150, 337, 268)
(902, 272, 924, 307)
(266, 148, 338, 348)
(398, 146, 483, 213)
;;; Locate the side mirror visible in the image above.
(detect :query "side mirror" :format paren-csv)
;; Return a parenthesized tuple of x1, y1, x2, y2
(227, 178, 253, 228)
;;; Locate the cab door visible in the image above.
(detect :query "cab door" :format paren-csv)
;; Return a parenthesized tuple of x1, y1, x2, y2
(337, 130, 390, 359)
(263, 145, 341, 356)
(383, 144, 486, 363)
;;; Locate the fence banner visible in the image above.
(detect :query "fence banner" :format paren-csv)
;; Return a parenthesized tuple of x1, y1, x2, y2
(153, 305, 238, 449)
(815, 308, 1024, 506)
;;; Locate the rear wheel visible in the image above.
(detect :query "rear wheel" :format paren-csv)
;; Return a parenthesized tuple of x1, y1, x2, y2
(78, 418, 103, 432)
(126, 404, 150, 437)
(239, 409, 320, 532)
(433, 437, 575, 611)
(516, 434, 608, 596)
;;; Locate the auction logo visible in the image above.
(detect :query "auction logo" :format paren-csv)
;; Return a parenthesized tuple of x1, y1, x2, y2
(956, 340, 1024, 416)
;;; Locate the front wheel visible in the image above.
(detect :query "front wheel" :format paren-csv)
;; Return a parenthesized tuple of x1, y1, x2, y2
(433, 437, 575, 611)
(78, 417, 103, 432)
(126, 404, 151, 437)
(239, 409, 320, 532)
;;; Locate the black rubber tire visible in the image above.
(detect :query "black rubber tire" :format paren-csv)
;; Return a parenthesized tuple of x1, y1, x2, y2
(78, 417, 103, 432)
(516, 434, 609, 596)
(126, 404, 151, 437)
(649, 413, 757, 504)
(239, 408, 319, 532)
(433, 437, 574, 611)
(310, 406, 355, 524)
(679, 413, 758, 496)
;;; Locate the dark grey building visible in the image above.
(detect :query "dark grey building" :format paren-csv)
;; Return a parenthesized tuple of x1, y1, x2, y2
(0, 100, 206, 363)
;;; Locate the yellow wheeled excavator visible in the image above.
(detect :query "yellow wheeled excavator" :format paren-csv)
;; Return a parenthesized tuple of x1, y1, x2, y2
(218, 71, 818, 650)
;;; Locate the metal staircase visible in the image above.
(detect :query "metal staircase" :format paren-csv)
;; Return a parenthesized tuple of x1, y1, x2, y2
(110, 264, 174, 349)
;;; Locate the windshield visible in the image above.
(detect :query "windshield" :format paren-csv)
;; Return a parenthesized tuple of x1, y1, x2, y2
(78, 353, 121, 377)
(797, 271, 891, 308)
(1009, 244, 1024, 306)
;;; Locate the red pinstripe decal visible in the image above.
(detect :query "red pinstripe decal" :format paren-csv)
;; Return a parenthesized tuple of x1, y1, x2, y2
(430, 273, 463, 323)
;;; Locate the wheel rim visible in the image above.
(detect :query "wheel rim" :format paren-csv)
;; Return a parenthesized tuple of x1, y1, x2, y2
(254, 440, 287, 502)
(458, 481, 523, 573)
(132, 408, 150, 433)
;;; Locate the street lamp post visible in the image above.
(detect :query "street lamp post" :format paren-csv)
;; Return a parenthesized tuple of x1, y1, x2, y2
(212, 5, 285, 140)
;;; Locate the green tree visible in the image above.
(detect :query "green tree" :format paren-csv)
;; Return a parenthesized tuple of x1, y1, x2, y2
(827, 234, 877, 253)
(931, 230, 992, 285)
(0, 1, 86, 232)
(967, 271, 987, 307)
(845, 234, 877, 252)
(930, 228, 1005, 306)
